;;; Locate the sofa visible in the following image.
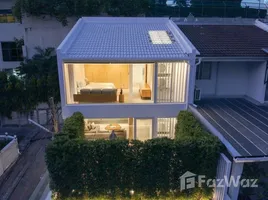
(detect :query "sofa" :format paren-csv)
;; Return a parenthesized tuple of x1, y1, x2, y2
(84, 121, 126, 140)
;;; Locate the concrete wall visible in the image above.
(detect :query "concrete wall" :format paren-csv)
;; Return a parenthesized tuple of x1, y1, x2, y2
(246, 61, 266, 103)
(197, 61, 249, 97)
(22, 16, 76, 58)
(0, 0, 14, 9)
(216, 62, 249, 96)
(196, 61, 267, 103)
(0, 136, 19, 177)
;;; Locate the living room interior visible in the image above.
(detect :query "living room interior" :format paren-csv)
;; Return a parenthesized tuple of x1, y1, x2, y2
(84, 118, 153, 141)
(63, 63, 154, 104)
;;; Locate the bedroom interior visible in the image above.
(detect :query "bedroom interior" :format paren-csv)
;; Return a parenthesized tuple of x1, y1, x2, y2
(63, 63, 154, 104)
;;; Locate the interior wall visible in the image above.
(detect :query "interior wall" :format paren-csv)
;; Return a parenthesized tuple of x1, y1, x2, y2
(64, 64, 72, 103)
(132, 64, 145, 89)
(246, 61, 266, 103)
(73, 64, 85, 94)
(216, 62, 249, 96)
(84, 64, 129, 88)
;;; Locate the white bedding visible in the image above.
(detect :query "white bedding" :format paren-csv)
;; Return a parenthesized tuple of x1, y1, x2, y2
(80, 82, 116, 94)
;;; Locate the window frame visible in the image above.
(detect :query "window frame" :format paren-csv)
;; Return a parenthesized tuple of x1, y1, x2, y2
(1, 42, 23, 62)
(196, 62, 212, 80)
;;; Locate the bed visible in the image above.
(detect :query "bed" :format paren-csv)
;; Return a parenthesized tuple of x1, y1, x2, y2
(73, 82, 117, 103)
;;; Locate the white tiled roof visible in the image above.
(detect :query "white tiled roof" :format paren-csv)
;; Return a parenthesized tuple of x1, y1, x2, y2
(58, 17, 198, 62)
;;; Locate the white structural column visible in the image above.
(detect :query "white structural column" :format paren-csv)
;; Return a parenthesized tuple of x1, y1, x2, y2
(154, 63, 158, 103)
(187, 51, 197, 104)
(129, 64, 133, 102)
(228, 162, 244, 200)
(152, 117, 158, 138)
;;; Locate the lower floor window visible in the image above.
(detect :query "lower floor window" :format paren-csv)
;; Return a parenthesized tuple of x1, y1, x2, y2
(157, 118, 177, 138)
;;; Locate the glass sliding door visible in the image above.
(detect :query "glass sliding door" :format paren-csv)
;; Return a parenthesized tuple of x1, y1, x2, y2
(135, 118, 153, 141)
(157, 118, 177, 138)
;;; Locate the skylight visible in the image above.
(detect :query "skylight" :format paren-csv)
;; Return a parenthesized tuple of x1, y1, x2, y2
(148, 31, 172, 44)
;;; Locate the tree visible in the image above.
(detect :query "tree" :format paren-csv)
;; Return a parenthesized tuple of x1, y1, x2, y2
(190, 0, 242, 8)
(13, 0, 150, 25)
(16, 47, 60, 106)
(0, 71, 32, 126)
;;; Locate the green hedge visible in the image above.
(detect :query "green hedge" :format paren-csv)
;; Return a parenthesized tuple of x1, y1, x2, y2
(175, 111, 211, 139)
(46, 137, 223, 199)
(62, 112, 85, 139)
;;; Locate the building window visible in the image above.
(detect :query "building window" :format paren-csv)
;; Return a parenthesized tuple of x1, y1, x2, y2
(157, 118, 177, 139)
(196, 62, 212, 80)
(157, 62, 188, 103)
(1, 42, 23, 62)
(0, 12, 15, 23)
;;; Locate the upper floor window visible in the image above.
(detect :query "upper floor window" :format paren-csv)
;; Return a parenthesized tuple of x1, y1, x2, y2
(0, 10, 15, 23)
(196, 62, 212, 80)
(1, 42, 23, 62)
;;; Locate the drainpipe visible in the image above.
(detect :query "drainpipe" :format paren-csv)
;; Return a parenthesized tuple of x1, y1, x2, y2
(195, 57, 202, 66)
(191, 57, 202, 105)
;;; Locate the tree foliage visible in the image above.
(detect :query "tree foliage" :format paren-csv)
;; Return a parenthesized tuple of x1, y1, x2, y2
(46, 137, 221, 199)
(62, 112, 85, 139)
(0, 47, 59, 120)
(16, 47, 60, 105)
(46, 111, 224, 199)
(13, 0, 150, 25)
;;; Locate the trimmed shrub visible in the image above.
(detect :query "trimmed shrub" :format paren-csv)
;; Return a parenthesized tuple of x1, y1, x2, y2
(175, 111, 210, 139)
(62, 112, 85, 139)
(46, 137, 223, 199)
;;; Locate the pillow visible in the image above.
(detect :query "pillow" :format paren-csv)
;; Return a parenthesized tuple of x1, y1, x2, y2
(91, 122, 96, 129)
(84, 78, 89, 85)
(87, 123, 92, 131)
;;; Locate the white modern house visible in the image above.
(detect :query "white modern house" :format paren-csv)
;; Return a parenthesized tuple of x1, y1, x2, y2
(57, 17, 198, 140)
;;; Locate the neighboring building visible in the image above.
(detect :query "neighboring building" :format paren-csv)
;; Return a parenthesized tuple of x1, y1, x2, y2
(22, 16, 75, 58)
(177, 18, 268, 104)
(57, 17, 198, 140)
(0, 1, 75, 72)
(177, 17, 268, 200)
(0, 0, 23, 72)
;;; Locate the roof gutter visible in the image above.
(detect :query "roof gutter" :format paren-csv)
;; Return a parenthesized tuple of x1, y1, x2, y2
(199, 57, 268, 62)
(61, 57, 191, 63)
(234, 156, 268, 163)
(195, 57, 202, 65)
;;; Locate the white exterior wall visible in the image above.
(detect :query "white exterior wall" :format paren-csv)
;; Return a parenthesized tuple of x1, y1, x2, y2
(62, 104, 187, 119)
(246, 61, 266, 103)
(0, 0, 15, 9)
(196, 61, 267, 103)
(216, 62, 249, 96)
(0, 23, 24, 70)
(0, 0, 24, 70)
(22, 17, 76, 58)
(196, 62, 249, 97)
(195, 62, 217, 96)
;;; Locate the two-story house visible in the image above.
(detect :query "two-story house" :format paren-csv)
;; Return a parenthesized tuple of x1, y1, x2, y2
(57, 17, 198, 140)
